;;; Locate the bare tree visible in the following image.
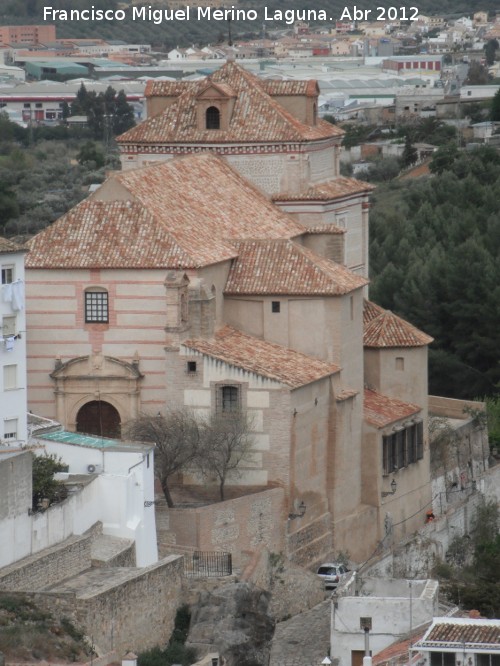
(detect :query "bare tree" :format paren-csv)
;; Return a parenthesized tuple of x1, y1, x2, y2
(197, 411, 253, 501)
(124, 409, 200, 507)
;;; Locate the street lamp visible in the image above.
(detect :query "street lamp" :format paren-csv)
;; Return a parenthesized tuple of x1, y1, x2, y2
(381, 478, 397, 498)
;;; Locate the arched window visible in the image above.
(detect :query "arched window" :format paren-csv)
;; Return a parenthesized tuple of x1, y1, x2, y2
(85, 287, 109, 323)
(313, 102, 317, 125)
(206, 106, 220, 129)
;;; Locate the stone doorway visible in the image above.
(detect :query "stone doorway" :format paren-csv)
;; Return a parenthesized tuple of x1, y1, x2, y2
(76, 400, 121, 438)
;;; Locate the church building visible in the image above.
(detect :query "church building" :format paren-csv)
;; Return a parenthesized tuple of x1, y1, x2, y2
(25, 62, 432, 564)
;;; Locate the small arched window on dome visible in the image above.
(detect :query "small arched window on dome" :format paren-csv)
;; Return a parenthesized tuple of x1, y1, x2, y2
(206, 106, 221, 129)
(313, 102, 317, 125)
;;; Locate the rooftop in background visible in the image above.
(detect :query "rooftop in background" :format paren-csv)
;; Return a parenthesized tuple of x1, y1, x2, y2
(415, 617, 500, 650)
(37, 429, 151, 452)
(38, 430, 122, 449)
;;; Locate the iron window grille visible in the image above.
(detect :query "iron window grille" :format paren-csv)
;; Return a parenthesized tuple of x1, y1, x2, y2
(85, 290, 109, 323)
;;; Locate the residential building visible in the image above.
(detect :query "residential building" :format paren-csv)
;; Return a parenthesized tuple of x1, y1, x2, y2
(331, 576, 439, 666)
(382, 55, 443, 74)
(0, 423, 158, 568)
(0, 80, 146, 124)
(0, 25, 56, 48)
(0, 237, 27, 446)
(25, 62, 433, 565)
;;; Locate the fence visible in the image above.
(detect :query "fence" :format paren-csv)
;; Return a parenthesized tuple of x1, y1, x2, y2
(184, 551, 232, 577)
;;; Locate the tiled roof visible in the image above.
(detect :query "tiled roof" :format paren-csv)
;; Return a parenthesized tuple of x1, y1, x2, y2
(182, 325, 340, 388)
(363, 299, 385, 323)
(364, 388, 421, 428)
(225, 239, 367, 296)
(302, 224, 345, 235)
(144, 80, 193, 97)
(336, 388, 359, 402)
(0, 236, 26, 253)
(27, 154, 303, 269)
(373, 628, 429, 666)
(259, 79, 319, 97)
(118, 61, 344, 145)
(26, 201, 194, 269)
(363, 300, 433, 348)
(417, 618, 500, 649)
(272, 177, 375, 202)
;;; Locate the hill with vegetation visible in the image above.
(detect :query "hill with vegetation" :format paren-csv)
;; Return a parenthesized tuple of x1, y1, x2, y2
(0, 0, 497, 49)
(369, 145, 500, 401)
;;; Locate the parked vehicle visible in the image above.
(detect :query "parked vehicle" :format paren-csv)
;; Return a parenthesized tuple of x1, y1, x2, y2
(317, 563, 349, 588)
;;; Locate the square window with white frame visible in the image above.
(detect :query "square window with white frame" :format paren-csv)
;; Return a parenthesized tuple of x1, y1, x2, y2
(3, 364, 17, 390)
(3, 418, 18, 441)
(1, 266, 14, 285)
(2, 316, 16, 338)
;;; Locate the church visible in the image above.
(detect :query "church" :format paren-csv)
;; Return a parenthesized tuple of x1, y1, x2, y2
(25, 62, 432, 564)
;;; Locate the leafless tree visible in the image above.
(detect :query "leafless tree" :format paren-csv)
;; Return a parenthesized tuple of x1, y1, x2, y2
(197, 411, 253, 501)
(123, 409, 200, 507)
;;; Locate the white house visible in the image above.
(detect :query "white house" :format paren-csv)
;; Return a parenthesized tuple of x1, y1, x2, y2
(1, 237, 27, 446)
(32, 424, 158, 567)
(331, 576, 439, 666)
(0, 412, 158, 570)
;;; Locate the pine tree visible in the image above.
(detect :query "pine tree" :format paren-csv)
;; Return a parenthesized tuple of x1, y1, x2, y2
(491, 88, 500, 121)
(401, 134, 418, 168)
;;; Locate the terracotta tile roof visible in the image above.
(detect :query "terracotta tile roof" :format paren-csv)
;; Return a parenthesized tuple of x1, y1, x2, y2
(336, 388, 359, 402)
(363, 300, 433, 348)
(302, 224, 345, 235)
(364, 388, 421, 428)
(118, 61, 344, 145)
(259, 79, 319, 97)
(26, 201, 195, 269)
(144, 80, 193, 97)
(0, 236, 26, 253)
(417, 618, 500, 649)
(27, 154, 303, 269)
(272, 177, 375, 202)
(363, 298, 385, 323)
(224, 239, 368, 296)
(373, 628, 429, 666)
(182, 325, 340, 388)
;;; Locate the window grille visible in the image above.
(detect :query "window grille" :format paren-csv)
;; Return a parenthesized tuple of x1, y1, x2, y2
(85, 290, 109, 323)
(216, 385, 240, 413)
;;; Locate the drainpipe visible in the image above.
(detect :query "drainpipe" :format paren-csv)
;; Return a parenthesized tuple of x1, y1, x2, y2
(363, 626, 372, 666)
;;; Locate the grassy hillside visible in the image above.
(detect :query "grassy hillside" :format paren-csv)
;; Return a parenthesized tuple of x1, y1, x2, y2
(0, 594, 92, 661)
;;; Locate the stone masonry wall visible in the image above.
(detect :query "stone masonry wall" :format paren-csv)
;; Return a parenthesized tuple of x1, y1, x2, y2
(28, 555, 184, 656)
(0, 531, 94, 592)
(285, 512, 333, 568)
(167, 488, 285, 567)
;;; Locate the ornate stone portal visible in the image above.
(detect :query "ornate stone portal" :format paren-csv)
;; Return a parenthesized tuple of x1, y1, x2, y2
(50, 352, 143, 435)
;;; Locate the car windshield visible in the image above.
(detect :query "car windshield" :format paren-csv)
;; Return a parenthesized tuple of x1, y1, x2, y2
(318, 566, 337, 575)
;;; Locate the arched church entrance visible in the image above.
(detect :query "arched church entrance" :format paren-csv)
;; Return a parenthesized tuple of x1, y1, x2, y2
(76, 400, 121, 438)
